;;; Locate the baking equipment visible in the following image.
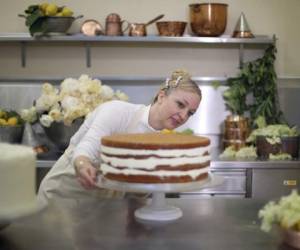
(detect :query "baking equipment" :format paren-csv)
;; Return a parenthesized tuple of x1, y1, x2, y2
(105, 13, 129, 36)
(156, 21, 187, 36)
(189, 3, 228, 36)
(128, 14, 164, 37)
(232, 12, 254, 38)
(98, 173, 223, 221)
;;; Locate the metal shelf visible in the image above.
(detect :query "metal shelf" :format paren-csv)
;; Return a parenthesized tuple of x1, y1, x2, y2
(0, 32, 275, 67)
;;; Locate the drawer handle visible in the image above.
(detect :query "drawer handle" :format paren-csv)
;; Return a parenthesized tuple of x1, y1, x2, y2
(283, 180, 297, 186)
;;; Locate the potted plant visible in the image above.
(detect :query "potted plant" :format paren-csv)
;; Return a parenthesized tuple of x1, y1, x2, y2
(223, 43, 285, 127)
(259, 190, 300, 249)
(21, 74, 129, 151)
(221, 43, 291, 153)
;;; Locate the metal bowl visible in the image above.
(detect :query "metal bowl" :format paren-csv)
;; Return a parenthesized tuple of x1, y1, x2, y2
(43, 119, 83, 151)
(0, 125, 24, 143)
(156, 21, 187, 36)
(40, 16, 75, 34)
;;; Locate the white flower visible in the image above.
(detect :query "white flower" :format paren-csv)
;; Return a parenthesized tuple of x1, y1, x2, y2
(31, 75, 129, 127)
(115, 90, 129, 101)
(49, 108, 63, 122)
(60, 77, 80, 97)
(61, 96, 80, 110)
(35, 93, 59, 112)
(100, 85, 114, 100)
(39, 114, 54, 127)
(42, 83, 58, 95)
(20, 107, 38, 123)
(259, 190, 300, 232)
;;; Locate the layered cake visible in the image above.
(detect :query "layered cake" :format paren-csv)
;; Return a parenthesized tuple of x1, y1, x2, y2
(100, 133, 210, 183)
(0, 143, 37, 219)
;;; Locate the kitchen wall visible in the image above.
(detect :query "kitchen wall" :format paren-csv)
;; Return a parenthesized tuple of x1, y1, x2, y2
(0, 0, 299, 78)
(0, 0, 300, 147)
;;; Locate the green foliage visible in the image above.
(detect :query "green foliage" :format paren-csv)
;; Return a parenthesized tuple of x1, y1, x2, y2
(223, 44, 286, 127)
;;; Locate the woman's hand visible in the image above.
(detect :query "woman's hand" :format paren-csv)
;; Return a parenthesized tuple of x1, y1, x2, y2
(74, 157, 98, 189)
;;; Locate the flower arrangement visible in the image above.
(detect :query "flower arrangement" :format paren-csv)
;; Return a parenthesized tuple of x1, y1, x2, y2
(21, 74, 129, 127)
(259, 190, 300, 232)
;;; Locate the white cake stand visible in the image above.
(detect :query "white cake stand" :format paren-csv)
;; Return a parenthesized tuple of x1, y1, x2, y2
(97, 173, 223, 222)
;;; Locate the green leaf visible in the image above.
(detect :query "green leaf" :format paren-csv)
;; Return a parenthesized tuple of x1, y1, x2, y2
(25, 10, 42, 27)
(29, 16, 47, 36)
(24, 5, 39, 14)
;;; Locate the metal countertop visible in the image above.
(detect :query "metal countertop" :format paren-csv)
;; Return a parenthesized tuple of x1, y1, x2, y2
(0, 198, 289, 250)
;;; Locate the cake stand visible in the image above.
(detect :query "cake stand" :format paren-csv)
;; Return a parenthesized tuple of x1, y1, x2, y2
(97, 173, 223, 222)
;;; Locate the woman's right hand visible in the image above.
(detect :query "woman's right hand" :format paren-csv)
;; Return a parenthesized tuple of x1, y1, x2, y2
(74, 157, 98, 189)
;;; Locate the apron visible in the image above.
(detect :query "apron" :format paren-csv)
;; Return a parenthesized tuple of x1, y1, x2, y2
(37, 106, 146, 207)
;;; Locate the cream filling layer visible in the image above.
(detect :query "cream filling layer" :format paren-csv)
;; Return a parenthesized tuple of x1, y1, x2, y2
(101, 145, 210, 157)
(101, 154, 210, 170)
(101, 164, 209, 179)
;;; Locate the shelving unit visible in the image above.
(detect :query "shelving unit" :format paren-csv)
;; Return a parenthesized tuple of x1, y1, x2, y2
(0, 33, 274, 68)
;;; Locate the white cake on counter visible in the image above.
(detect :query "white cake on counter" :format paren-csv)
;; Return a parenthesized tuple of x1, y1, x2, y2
(0, 143, 38, 220)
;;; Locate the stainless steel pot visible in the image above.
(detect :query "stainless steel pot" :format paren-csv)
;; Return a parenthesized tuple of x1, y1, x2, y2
(189, 3, 228, 37)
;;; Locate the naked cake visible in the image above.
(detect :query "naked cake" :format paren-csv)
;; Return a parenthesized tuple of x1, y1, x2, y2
(0, 143, 38, 219)
(100, 133, 210, 183)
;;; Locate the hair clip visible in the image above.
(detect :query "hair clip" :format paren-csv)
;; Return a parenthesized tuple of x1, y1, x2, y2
(164, 78, 170, 88)
(174, 76, 183, 87)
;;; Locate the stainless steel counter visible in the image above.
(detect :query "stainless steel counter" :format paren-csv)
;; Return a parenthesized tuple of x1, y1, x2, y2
(0, 198, 289, 250)
(36, 158, 300, 199)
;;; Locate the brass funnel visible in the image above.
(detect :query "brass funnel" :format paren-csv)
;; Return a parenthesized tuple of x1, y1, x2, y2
(232, 12, 254, 38)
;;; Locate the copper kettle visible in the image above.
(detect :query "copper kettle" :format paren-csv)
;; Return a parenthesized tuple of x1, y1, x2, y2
(105, 13, 129, 36)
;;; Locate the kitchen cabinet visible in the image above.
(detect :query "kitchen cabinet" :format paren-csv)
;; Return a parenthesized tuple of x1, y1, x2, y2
(251, 168, 300, 200)
(0, 33, 274, 68)
(180, 169, 247, 198)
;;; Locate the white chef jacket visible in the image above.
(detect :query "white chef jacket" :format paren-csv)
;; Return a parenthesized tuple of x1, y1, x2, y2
(37, 100, 157, 206)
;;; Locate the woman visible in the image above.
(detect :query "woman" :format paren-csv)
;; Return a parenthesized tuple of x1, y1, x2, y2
(37, 69, 202, 205)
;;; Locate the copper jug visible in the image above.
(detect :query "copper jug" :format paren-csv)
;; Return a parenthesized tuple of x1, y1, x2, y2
(105, 13, 129, 36)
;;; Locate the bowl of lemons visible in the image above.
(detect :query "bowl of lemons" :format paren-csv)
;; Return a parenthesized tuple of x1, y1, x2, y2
(20, 3, 82, 36)
(0, 109, 25, 144)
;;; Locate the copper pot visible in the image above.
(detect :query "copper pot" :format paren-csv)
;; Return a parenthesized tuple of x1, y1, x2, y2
(189, 3, 228, 37)
(156, 21, 187, 36)
(128, 14, 164, 37)
(256, 135, 300, 159)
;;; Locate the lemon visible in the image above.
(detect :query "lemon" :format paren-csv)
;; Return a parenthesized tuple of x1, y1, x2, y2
(61, 7, 73, 17)
(45, 4, 58, 16)
(161, 129, 175, 134)
(7, 117, 18, 126)
(0, 118, 7, 126)
(39, 2, 49, 13)
(55, 12, 63, 17)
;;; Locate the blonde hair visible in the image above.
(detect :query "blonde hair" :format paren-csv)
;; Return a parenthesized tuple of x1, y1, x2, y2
(153, 69, 201, 103)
